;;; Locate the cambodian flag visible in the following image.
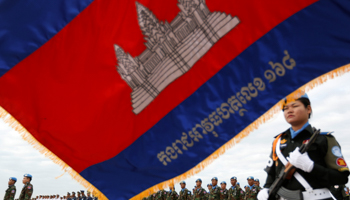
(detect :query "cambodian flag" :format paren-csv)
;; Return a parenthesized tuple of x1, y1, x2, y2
(1, 0, 350, 199)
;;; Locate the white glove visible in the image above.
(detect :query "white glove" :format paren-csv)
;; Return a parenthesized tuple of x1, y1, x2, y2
(287, 147, 314, 172)
(257, 188, 269, 200)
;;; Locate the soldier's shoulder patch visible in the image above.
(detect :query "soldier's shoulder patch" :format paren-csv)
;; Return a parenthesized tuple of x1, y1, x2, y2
(11, 190, 15, 193)
(204, 191, 206, 194)
(27, 186, 32, 189)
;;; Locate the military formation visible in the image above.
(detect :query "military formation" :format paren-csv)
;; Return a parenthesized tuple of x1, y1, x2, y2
(141, 176, 262, 200)
(3, 174, 98, 200)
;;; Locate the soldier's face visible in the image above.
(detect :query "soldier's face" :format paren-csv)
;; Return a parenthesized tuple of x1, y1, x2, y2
(22, 177, 30, 184)
(180, 183, 186, 189)
(212, 180, 217, 186)
(230, 179, 236, 186)
(220, 184, 226, 190)
(196, 181, 201, 187)
(283, 100, 311, 127)
(8, 179, 15, 185)
(248, 179, 254, 186)
(255, 181, 259, 186)
(208, 185, 212, 190)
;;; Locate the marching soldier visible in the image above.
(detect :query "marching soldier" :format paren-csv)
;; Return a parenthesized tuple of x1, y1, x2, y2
(193, 179, 207, 200)
(258, 93, 350, 200)
(178, 181, 191, 200)
(80, 191, 86, 200)
(166, 185, 178, 200)
(227, 177, 243, 200)
(67, 193, 71, 200)
(19, 174, 33, 200)
(71, 192, 77, 200)
(219, 182, 228, 200)
(4, 177, 17, 200)
(209, 177, 220, 200)
(86, 191, 93, 200)
(155, 189, 167, 200)
(245, 176, 259, 200)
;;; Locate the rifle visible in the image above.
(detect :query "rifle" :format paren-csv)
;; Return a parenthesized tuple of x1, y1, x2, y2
(267, 128, 321, 200)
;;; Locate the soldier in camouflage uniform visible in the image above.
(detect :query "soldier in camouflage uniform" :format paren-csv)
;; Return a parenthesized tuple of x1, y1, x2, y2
(244, 176, 259, 200)
(219, 182, 228, 200)
(19, 174, 33, 200)
(155, 189, 167, 200)
(4, 177, 17, 200)
(192, 179, 207, 200)
(209, 177, 220, 200)
(227, 177, 243, 200)
(178, 181, 191, 200)
(253, 179, 261, 191)
(206, 184, 212, 200)
(166, 185, 178, 200)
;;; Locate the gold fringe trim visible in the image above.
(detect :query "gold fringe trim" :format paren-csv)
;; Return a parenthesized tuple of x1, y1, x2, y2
(1, 64, 349, 200)
(0, 107, 108, 200)
(131, 63, 350, 200)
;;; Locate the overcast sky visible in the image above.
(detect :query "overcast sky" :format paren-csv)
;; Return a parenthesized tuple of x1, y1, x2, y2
(1, 72, 350, 198)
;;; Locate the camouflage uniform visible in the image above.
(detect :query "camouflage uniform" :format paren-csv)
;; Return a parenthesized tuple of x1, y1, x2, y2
(208, 186, 221, 200)
(193, 187, 207, 200)
(155, 190, 167, 200)
(166, 190, 178, 200)
(4, 185, 16, 200)
(18, 183, 33, 200)
(244, 185, 259, 200)
(178, 188, 191, 200)
(219, 188, 228, 200)
(227, 185, 244, 200)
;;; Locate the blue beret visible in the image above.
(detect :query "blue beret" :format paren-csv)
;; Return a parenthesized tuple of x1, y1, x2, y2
(230, 176, 237, 180)
(254, 178, 259, 182)
(24, 174, 32, 178)
(196, 178, 202, 182)
(180, 181, 186, 185)
(220, 181, 226, 185)
(211, 177, 218, 181)
(247, 176, 254, 180)
(81, 190, 84, 193)
(72, 192, 75, 194)
(9, 177, 17, 181)
(237, 182, 240, 185)
(207, 183, 212, 186)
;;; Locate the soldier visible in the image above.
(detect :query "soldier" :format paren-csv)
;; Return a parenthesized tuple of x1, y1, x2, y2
(258, 93, 350, 200)
(70, 192, 76, 200)
(166, 185, 178, 200)
(209, 177, 220, 200)
(193, 179, 207, 200)
(67, 193, 71, 200)
(155, 188, 167, 200)
(77, 192, 81, 200)
(86, 192, 93, 200)
(254, 179, 261, 190)
(80, 191, 86, 200)
(227, 177, 243, 200)
(207, 183, 212, 199)
(178, 181, 191, 200)
(219, 182, 228, 200)
(4, 177, 17, 200)
(19, 174, 33, 200)
(244, 176, 259, 200)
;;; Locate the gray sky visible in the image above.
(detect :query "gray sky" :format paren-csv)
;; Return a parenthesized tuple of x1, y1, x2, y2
(1, 72, 350, 198)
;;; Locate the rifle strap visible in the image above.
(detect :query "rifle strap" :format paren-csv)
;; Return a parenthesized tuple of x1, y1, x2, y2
(275, 137, 313, 192)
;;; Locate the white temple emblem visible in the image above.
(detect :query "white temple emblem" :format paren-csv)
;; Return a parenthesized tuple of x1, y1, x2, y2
(115, 0, 240, 114)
